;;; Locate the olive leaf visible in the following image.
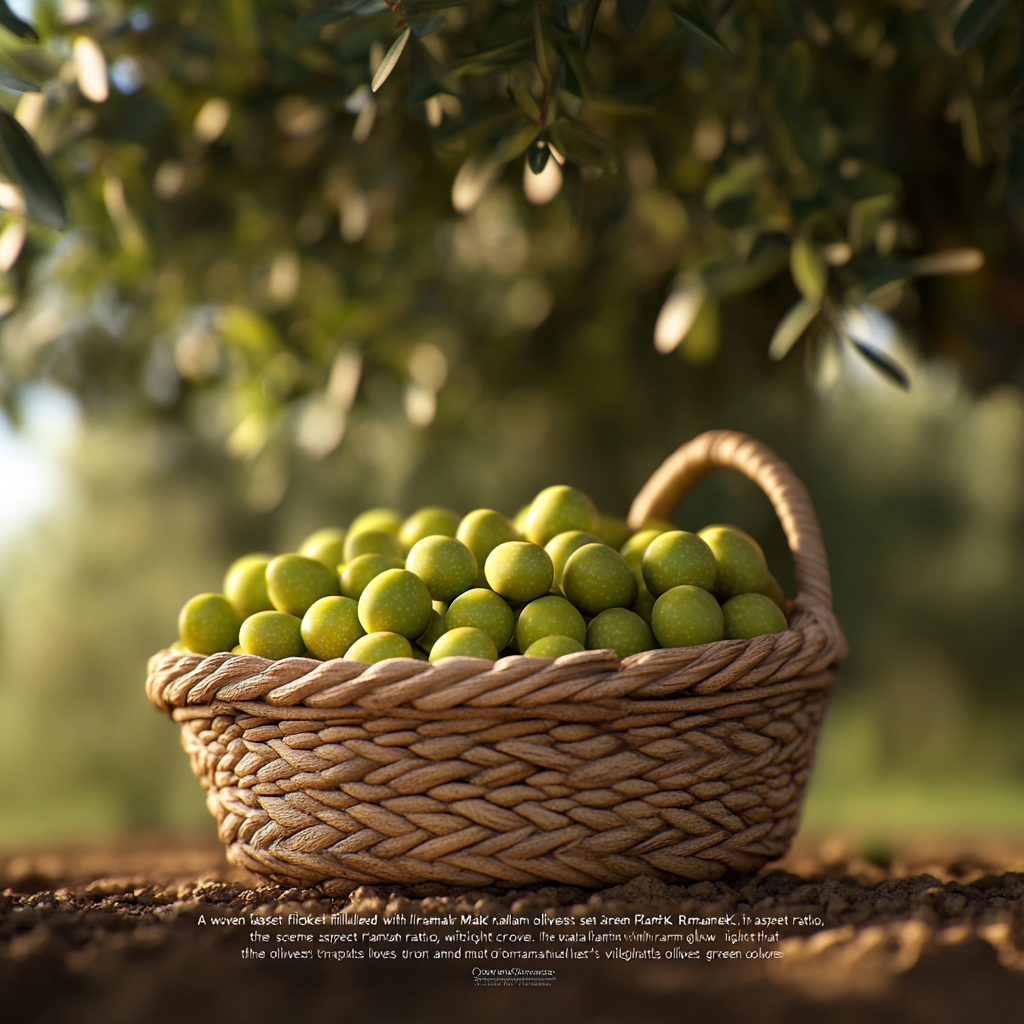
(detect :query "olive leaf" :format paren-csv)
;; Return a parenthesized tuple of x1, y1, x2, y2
(0, 1, 38, 42)
(371, 28, 411, 93)
(667, 3, 730, 56)
(617, 0, 651, 33)
(448, 38, 533, 78)
(768, 296, 820, 360)
(0, 109, 66, 230)
(0, 63, 40, 94)
(548, 121, 616, 169)
(848, 338, 911, 389)
(512, 82, 541, 121)
(953, 0, 1017, 53)
(295, 8, 352, 32)
(790, 238, 827, 301)
(297, 0, 386, 27)
(409, 16, 446, 39)
(492, 121, 543, 163)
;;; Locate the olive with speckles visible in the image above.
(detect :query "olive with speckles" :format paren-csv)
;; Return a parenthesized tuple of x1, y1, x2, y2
(562, 543, 638, 616)
(345, 631, 413, 663)
(340, 553, 404, 600)
(586, 607, 656, 658)
(398, 506, 460, 550)
(347, 508, 402, 538)
(545, 530, 601, 595)
(405, 535, 478, 603)
(446, 588, 516, 651)
(301, 595, 365, 659)
(651, 585, 724, 648)
(266, 553, 340, 617)
(642, 530, 717, 596)
(698, 524, 770, 600)
(239, 610, 306, 659)
(456, 509, 519, 576)
(523, 485, 601, 547)
(357, 568, 433, 639)
(515, 595, 586, 653)
(298, 528, 347, 571)
(178, 593, 243, 654)
(484, 541, 553, 604)
(620, 528, 666, 585)
(429, 626, 498, 662)
(223, 554, 273, 617)
(523, 635, 585, 658)
(343, 528, 403, 563)
(722, 593, 788, 639)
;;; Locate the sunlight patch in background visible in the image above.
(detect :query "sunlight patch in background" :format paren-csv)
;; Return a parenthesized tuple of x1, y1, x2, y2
(0, 385, 79, 547)
(802, 351, 1024, 840)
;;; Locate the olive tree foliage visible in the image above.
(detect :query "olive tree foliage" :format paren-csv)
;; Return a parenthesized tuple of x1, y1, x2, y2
(0, 0, 1020, 507)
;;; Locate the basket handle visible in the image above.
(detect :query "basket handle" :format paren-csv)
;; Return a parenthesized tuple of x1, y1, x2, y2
(627, 429, 836, 614)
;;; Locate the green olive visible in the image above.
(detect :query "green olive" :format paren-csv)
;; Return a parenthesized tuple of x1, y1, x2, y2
(357, 568, 433, 638)
(347, 507, 403, 537)
(697, 524, 771, 600)
(415, 607, 447, 653)
(223, 554, 274, 617)
(405, 535, 478, 602)
(544, 530, 601, 596)
(599, 515, 632, 552)
(650, 586, 725, 648)
(239, 610, 306, 659)
(343, 528, 403, 563)
(298, 527, 347, 570)
(722, 593, 788, 639)
(300, 595, 365, 659)
(562, 543, 638, 616)
(523, 635, 585, 658)
(170, 640, 188, 654)
(642, 530, 718, 596)
(585, 607, 656, 658)
(178, 593, 243, 655)
(620, 528, 667, 584)
(456, 508, 520, 569)
(516, 595, 586, 652)
(429, 626, 498, 663)
(446, 588, 515, 650)
(266, 553, 341, 617)
(759, 572, 788, 613)
(631, 585, 656, 624)
(345, 631, 413, 663)
(340, 553, 405, 600)
(398, 506, 460, 550)
(523, 485, 601, 546)
(411, 645, 430, 661)
(513, 503, 532, 536)
(484, 541, 553, 604)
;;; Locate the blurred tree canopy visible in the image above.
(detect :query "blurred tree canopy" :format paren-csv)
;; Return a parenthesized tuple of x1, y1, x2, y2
(0, 0, 1020, 509)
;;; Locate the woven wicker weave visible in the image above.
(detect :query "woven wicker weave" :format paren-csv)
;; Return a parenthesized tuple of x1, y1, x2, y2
(146, 430, 846, 893)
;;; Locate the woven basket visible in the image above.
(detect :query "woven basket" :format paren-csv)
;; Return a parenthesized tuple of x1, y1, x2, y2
(146, 430, 846, 894)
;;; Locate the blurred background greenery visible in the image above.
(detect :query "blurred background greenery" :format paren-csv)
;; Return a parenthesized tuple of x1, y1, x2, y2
(0, 0, 1022, 850)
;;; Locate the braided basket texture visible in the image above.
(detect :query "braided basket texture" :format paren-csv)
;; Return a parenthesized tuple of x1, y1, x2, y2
(147, 431, 846, 893)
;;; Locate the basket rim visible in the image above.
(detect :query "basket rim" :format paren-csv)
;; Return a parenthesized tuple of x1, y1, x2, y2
(147, 597, 843, 722)
(149, 429, 846, 721)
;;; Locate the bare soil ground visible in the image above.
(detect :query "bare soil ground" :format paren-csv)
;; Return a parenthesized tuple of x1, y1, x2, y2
(3, 832, 1024, 1023)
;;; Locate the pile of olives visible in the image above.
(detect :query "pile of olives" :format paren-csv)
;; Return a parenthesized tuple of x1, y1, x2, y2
(175, 486, 790, 666)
